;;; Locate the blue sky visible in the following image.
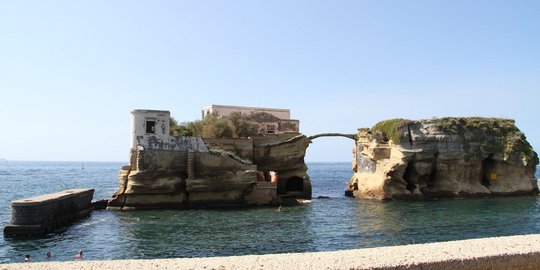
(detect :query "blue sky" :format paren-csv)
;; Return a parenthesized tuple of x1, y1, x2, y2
(1, 1, 539, 162)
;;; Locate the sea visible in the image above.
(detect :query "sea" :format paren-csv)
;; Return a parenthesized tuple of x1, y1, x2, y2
(0, 161, 539, 263)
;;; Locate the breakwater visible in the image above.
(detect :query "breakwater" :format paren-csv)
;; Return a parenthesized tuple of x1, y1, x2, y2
(4, 189, 94, 236)
(2, 234, 540, 269)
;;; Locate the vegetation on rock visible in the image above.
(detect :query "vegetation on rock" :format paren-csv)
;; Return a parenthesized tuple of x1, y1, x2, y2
(170, 112, 259, 139)
(370, 118, 412, 144)
(432, 117, 536, 162)
(370, 117, 536, 163)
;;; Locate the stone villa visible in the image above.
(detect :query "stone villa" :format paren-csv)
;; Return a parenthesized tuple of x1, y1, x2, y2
(201, 104, 300, 135)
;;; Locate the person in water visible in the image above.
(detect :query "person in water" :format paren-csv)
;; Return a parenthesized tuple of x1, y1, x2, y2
(46, 251, 52, 258)
(23, 254, 30, 262)
(75, 250, 83, 260)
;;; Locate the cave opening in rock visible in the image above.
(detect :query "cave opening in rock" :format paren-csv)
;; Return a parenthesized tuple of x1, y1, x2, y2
(403, 161, 417, 193)
(426, 152, 439, 188)
(481, 154, 496, 188)
(285, 176, 304, 192)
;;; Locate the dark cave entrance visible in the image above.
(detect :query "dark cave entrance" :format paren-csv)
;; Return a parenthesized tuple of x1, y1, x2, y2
(481, 154, 496, 188)
(285, 176, 304, 192)
(402, 153, 439, 194)
(403, 161, 418, 193)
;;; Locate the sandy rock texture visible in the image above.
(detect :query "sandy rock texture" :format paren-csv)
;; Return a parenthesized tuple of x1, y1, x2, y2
(347, 118, 538, 199)
(3, 234, 540, 270)
(109, 134, 311, 208)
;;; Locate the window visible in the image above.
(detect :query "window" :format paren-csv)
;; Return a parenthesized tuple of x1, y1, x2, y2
(146, 121, 156, 134)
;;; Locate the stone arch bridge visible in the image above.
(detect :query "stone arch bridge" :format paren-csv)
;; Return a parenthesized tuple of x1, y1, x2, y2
(308, 133, 357, 141)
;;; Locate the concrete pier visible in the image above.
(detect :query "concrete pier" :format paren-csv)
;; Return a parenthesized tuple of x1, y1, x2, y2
(3, 189, 94, 236)
(1, 234, 540, 269)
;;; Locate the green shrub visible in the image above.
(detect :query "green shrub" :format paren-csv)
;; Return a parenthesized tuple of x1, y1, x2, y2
(170, 117, 194, 136)
(169, 113, 259, 139)
(371, 118, 411, 144)
(432, 117, 535, 162)
(202, 116, 233, 138)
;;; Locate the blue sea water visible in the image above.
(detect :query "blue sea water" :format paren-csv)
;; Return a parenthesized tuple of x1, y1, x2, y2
(0, 161, 539, 263)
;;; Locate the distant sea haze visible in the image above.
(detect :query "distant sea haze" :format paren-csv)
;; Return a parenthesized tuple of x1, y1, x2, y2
(0, 162, 539, 263)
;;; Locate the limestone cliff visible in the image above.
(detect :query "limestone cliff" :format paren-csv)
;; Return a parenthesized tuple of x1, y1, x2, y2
(346, 118, 538, 199)
(205, 134, 312, 200)
(109, 134, 311, 208)
(252, 134, 312, 199)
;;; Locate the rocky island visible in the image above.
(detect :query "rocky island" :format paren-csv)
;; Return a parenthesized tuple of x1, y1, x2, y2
(346, 117, 539, 199)
(109, 106, 311, 209)
(108, 106, 539, 208)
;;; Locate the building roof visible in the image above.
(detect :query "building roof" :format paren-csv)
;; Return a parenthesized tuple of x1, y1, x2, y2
(244, 112, 283, 122)
(202, 104, 290, 113)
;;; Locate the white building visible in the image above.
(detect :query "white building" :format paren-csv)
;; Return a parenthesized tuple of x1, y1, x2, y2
(130, 109, 208, 152)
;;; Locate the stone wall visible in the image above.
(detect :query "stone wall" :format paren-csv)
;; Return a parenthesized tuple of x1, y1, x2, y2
(4, 189, 94, 236)
(203, 138, 254, 160)
(5, 234, 540, 269)
(110, 149, 258, 208)
(347, 118, 539, 199)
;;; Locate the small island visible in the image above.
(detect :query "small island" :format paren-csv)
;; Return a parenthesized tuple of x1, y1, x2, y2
(346, 117, 539, 199)
(109, 106, 312, 209)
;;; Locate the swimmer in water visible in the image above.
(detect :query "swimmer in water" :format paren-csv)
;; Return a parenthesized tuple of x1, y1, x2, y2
(75, 250, 83, 260)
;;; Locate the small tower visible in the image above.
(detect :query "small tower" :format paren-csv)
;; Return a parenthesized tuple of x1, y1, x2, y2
(131, 110, 171, 150)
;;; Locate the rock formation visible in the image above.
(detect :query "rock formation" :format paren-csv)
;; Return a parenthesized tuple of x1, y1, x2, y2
(346, 118, 539, 199)
(108, 110, 311, 208)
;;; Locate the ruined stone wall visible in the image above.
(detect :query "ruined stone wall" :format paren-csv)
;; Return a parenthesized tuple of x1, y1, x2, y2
(202, 138, 254, 161)
(111, 131, 313, 208)
(134, 135, 209, 152)
(110, 149, 259, 208)
(347, 118, 539, 199)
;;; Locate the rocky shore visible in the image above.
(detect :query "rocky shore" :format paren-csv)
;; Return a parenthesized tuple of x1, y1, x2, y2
(2, 234, 540, 270)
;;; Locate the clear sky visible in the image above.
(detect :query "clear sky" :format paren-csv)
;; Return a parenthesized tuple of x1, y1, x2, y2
(1, 1, 539, 162)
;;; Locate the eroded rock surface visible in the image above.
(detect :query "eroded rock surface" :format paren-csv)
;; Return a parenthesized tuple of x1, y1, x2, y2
(110, 134, 311, 208)
(346, 118, 539, 199)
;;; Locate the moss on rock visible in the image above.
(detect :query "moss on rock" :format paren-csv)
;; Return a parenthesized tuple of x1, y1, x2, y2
(370, 117, 536, 163)
(371, 118, 412, 144)
(432, 117, 535, 162)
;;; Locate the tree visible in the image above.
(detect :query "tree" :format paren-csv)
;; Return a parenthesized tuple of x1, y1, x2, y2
(234, 119, 259, 138)
(170, 112, 259, 138)
(170, 117, 194, 136)
(227, 112, 259, 138)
